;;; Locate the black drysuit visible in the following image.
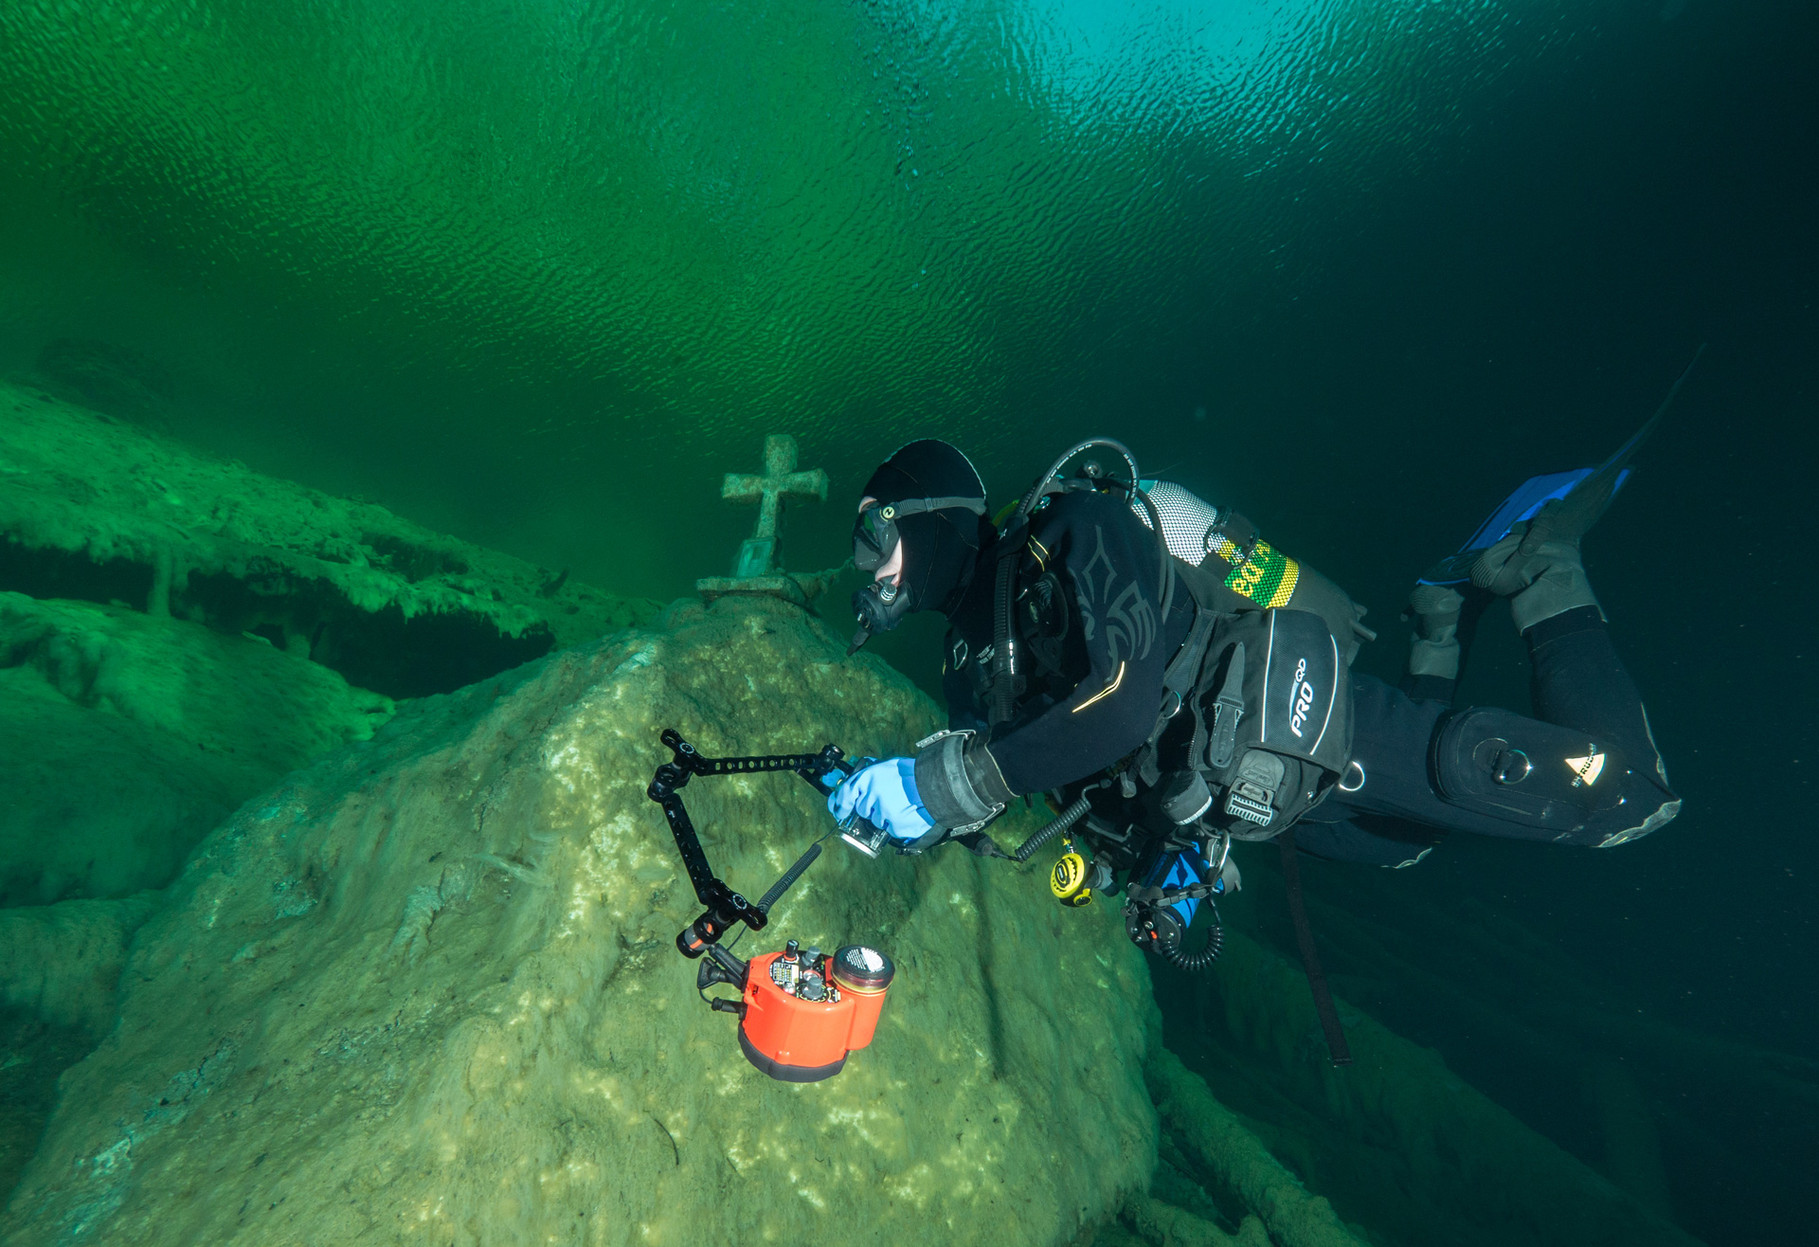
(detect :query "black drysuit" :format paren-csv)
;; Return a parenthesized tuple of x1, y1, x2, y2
(940, 490, 1192, 794)
(938, 491, 1680, 861)
(1296, 608, 1681, 863)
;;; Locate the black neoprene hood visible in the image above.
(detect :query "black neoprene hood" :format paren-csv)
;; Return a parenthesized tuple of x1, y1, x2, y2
(860, 439, 990, 616)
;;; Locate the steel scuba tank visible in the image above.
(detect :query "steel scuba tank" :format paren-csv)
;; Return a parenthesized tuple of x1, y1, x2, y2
(1135, 480, 1374, 663)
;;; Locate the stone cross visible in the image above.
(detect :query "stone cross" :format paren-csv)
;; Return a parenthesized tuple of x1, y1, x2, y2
(720, 434, 827, 579)
(696, 434, 829, 605)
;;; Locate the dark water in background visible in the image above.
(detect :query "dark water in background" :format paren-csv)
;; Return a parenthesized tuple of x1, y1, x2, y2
(1, 1, 1813, 1243)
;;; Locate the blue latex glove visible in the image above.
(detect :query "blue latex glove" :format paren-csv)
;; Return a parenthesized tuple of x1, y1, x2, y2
(827, 757, 935, 844)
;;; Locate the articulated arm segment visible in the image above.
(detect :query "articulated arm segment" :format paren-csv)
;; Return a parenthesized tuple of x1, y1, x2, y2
(659, 729, 854, 790)
(648, 730, 855, 957)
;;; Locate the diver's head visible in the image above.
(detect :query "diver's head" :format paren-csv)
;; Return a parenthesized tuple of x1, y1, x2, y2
(848, 439, 988, 653)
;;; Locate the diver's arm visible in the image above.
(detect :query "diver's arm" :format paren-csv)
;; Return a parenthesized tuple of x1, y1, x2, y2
(916, 495, 1170, 826)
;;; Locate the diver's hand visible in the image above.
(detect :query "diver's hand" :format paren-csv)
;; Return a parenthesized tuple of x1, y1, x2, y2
(827, 757, 935, 843)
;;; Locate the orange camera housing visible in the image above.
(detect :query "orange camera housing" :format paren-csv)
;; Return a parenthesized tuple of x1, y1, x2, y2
(737, 947, 893, 1082)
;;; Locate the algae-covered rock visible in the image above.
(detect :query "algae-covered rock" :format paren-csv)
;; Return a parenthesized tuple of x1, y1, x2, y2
(1146, 1047, 1366, 1247)
(0, 894, 161, 1039)
(0, 596, 1159, 1246)
(0, 592, 393, 904)
(0, 382, 660, 697)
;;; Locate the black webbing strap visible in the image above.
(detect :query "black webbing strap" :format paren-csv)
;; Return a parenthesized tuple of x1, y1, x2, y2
(1134, 605, 1219, 786)
(1123, 879, 1226, 907)
(881, 495, 989, 518)
(1160, 608, 1218, 713)
(1278, 828, 1353, 1067)
(1204, 642, 1245, 770)
(989, 536, 1027, 727)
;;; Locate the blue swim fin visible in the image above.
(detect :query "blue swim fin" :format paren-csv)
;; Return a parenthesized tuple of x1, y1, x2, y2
(1418, 345, 1704, 587)
(1419, 467, 1624, 586)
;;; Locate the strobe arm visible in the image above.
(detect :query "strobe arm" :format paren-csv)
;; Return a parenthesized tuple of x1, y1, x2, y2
(647, 729, 857, 957)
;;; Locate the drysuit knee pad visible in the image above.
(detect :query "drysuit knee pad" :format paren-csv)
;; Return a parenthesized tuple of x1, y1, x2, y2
(1430, 706, 1625, 837)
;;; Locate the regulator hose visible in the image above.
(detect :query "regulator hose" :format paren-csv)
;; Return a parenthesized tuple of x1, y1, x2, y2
(1164, 910, 1225, 972)
(1013, 791, 1094, 862)
(991, 438, 1143, 727)
(990, 550, 1019, 725)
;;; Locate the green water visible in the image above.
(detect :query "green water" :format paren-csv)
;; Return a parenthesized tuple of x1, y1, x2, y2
(2, 1, 1813, 1244)
(1, 0, 1621, 595)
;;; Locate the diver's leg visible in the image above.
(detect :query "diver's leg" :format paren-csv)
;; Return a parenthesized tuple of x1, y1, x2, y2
(1403, 583, 1465, 703)
(1292, 810, 1444, 868)
(1476, 519, 1676, 796)
(1455, 532, 1680, 845)
(1330, 675, 1528, 837)
(1525, 606, 1655, 751)
(1337, 505, 1679, 849)
(1339, 658, 1680, 849)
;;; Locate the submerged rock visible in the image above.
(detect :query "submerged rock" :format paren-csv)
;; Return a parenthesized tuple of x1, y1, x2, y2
(0, 382, 660, 700)
(0, 597, 1160, 1246)
(0, 591, 1712, 1246)
(0, 378, 662, 908)
(0, 894, 161, 1040)
(0, 593, 393, 905)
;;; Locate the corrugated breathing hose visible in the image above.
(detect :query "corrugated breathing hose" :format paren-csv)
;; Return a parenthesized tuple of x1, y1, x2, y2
(1013, 791, 1095, 862)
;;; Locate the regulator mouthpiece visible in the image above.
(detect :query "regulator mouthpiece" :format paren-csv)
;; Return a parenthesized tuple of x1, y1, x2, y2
(849, 578, 912, 654)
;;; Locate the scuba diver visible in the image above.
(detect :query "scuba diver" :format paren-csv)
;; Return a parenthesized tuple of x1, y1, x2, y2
(825, 418, 1684, 981)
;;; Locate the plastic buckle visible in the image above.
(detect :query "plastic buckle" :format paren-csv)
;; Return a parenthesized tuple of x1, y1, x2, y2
(1224, 781, 1274, 828)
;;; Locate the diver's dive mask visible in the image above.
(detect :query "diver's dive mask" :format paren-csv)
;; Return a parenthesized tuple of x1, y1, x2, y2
(851, 495, 987, 574)
(847, 494, 987, 655)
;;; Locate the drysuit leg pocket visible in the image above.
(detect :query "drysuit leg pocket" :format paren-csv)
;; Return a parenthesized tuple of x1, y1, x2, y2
(1430, 706, 1624, 836)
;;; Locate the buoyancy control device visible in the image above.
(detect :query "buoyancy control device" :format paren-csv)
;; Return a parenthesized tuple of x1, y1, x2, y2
(985, 440, 1372, 981)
